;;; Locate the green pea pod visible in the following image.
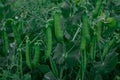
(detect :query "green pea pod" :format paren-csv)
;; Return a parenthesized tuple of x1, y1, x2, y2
(2, 22, 9, 56)
(26, 38, 41, 69)
(96, 20, 102, 41)
(80, 37, 86, 51)
(45, 20, 52, 59)
(93, 0, 102, 18)
(80, 12, 90, 51)
(82, 12, 90, 41)
(102, 38, 116, 60)
(32, 42, 40, 68)
(81, 50, 87, 80)
(25, 36, 32, 69)
(79, 12, 89, 79)
(54, 11, 64, 43)
(90, 36, 96, 62)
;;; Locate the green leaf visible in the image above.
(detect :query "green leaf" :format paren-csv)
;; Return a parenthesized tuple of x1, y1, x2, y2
(43, 71, 57, 80)
(101, 52, 118, 74)
(39, 64, 50, 74)
(49, 56, 58, 78)
(23, 73, 31, 80)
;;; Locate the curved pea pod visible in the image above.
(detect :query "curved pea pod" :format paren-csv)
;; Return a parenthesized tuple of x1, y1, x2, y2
(102, 38, 116, 60)
(93, 0, 102, 18)
(32, 42, 41, 68)
(25, 36, 32, 69)
(54, 11, 64, 43)
(45, 20, 53, 59)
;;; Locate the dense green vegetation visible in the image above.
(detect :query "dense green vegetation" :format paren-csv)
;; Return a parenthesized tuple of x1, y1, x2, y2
(0, 0, 120, 80)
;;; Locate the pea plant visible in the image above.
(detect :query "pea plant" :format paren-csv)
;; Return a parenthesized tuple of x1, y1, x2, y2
(0, 0, 120, 80)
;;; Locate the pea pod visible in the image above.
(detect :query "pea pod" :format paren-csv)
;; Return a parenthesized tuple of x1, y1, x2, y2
(45, 20, 53, 59)
(96, 20, 102, 41)
(80, 37, 86, 50)
(32, 42, 41, 68)
(25, 36, 41, 69)
(25, 36, 32, 69)
(90, 36, 96, 62)
(81, 50, 87, 80)
(80, 12, 90, 50)
(82, 12, 90, 41)
(79, 12, 89, 80)
(93, 0, 102, 18)
(54, 11, 64, 43)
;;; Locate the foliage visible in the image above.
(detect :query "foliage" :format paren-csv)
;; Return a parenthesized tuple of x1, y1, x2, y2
(0, 0, 120, 80)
